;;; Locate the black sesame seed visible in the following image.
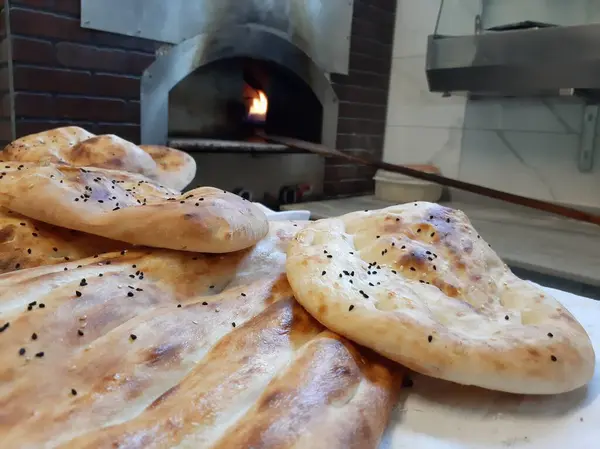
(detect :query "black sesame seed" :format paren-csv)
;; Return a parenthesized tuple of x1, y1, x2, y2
(431, 232, 436, 237)
(79, 279, 87, 287)
(19, 348, 26, 356)
(349, 305, 355, 311)
(232, 322, 236, 328)
(551, 355, 557, 362)
(209, 285, 215, 289)
(427, 335, 433, 343)
(548, 332, 554, 338)
(433, 265, 437, 271)
(78, 330, 84, 336)
(38, 303, 45, 309)
(202, 301, 208, 305)
(177, 304, 182, 308)
(391, 270, 397, 274)
(417, 229, 421, 233)
(0, 322, 10, 332)
(35, 351, 44, 358)
(127, 292, 134, 297)
(75, 291, 82, 297)
(410, 267, 416, 272)
(27, 248, 32, 254)
(31, 332, 37, 340)
(15, 263, 21, 269)
(376, 235, 380, 239)
(321, 271, 326, 276)
(129, 334, 137, 341)
(241, 293, 246, 297)
(505, 315, 509, 320)
(327, 255, 333, 259)
(71, 389, 78, 396)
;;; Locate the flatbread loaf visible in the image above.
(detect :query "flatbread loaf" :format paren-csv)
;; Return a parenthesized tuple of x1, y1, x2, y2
(285, 202, 595, 394)
(0, 221, 402, 449)
(0, 162, 268, 252)
(1, 128, 197, 190)
(139, 144, 197, 191)
(0, 126, 94, 163)
(0, 207, 125, 275)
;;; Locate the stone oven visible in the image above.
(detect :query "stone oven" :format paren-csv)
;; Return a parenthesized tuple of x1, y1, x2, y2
(0, 0, 396, 203)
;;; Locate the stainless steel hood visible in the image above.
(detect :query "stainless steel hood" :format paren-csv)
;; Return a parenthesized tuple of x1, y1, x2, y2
(426, 23, 600, 100)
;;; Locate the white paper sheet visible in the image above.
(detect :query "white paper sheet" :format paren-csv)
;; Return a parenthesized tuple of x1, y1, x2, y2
(380, 286, 600, 449)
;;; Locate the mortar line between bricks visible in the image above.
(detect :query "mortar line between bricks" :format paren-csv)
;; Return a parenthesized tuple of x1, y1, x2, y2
(13, 91, 139, 102)
(10, 5, 79, 20)
(11, 34, 156, 56)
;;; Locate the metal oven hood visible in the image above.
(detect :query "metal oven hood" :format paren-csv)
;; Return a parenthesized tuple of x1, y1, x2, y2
(426, 23, 600, 101)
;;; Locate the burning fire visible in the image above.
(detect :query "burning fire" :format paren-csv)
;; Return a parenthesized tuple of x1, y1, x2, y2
(247, 90, 268, 122)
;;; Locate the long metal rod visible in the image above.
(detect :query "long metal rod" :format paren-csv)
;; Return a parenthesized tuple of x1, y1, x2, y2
(262, 133, 600, 227)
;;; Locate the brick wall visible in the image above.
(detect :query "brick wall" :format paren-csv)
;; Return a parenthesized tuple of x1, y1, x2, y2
(0, 0, 158, 146)
(326, 0, 397, 198)
(0, 2, 12, 143)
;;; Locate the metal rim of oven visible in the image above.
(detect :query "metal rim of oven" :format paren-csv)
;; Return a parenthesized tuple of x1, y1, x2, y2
(140, 23, 339, 151)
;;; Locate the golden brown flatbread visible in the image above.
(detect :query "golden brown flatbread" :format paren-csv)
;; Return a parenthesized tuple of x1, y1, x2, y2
(0, 162, 268, 253)
(139, 144, 196, 191)
(0, 221, 402, 449)
(0, 126, 94, 163)
(285, 202, 595, 394)
(0, 207, 125, 275)
(1, 128, 196, 190)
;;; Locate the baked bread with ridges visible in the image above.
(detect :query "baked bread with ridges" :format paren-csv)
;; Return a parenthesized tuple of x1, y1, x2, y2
(285, 202, 595, 394)
(0, 128, 196, 191)
(0, 221, 402, 449)
(0, 207, 125, 275)
(0, 162, 267, 253)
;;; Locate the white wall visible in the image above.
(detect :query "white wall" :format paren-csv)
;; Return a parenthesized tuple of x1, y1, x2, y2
(384, 0, 600, 208)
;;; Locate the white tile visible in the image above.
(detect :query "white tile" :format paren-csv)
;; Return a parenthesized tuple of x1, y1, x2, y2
(484, 0, 588, 28)
(435, 0, 481, 35)
(458, 130, 600, 207)
(383, 125, 463, 177)
(464, 98, 584, 133)
(386, 56, 466, 128)
(393, 0, 441, 58)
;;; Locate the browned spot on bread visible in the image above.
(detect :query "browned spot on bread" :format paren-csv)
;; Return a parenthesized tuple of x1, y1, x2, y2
(0, 225, 15, 243)
(145, 343, 182, 367)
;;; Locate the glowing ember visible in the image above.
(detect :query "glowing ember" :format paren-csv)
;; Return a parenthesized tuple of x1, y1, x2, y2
(248, 90, 268, 122)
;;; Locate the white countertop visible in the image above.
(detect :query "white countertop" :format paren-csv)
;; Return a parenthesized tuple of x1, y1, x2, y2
(380, 286, 600, 449)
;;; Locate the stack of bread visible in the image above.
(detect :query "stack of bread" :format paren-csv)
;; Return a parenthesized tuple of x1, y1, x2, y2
(0, 127, 595, 449)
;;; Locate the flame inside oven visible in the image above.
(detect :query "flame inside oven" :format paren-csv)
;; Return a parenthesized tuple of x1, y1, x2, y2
(245, 86, 268, 123)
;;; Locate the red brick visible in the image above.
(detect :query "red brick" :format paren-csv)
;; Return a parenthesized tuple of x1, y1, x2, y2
(338, 102, 387, 121)
(349, 52, 392, 75)
(56, 42, 154, 74)
(333, 84, 388, 105)
(10, 8, 92, 42)
(13, 66, 92, 94)
(0, 67, 8, 92)
(93, 73, 140, 99)
(0, 38, 9, 63)
(53, 95, 138, 122)
(336, 133, 384, 152)
(10, 0, 80, 16)
(13, 92, 55, 117)
(13, 92, 138, 122)
(12, 36, 56, 64)
(337, 118, 386, 135)
(324, 164, 376, 180)
(1, 93, 12, 118)
(0, 8, 6, 39)
(93, 32, 158, 54)
(0, 119, 13, 143)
